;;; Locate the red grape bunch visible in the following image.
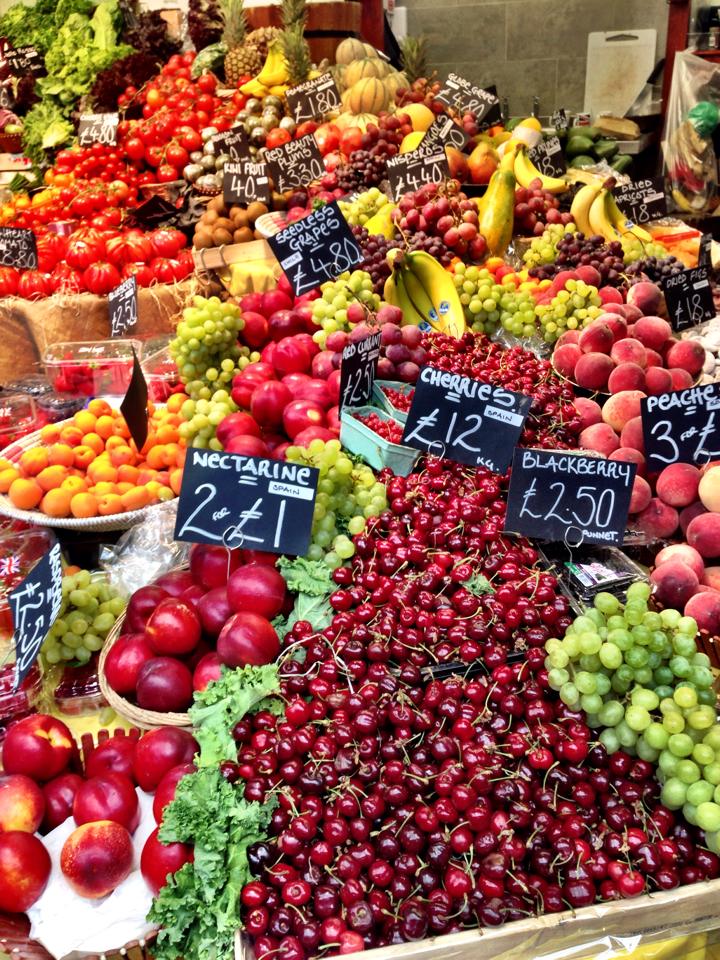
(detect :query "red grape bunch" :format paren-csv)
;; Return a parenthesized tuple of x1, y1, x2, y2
(514, 179, 575, 237)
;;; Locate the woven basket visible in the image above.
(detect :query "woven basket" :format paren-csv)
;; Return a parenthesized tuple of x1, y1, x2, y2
(98, 613, 192, 729)
(0, 421, 173, 532)
(0, 132, 22, 153)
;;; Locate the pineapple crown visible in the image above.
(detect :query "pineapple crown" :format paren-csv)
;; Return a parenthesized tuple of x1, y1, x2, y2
(280, 0, 310, 85)
(400, 34, 429, 84)
(281, 0, 306, 30)
(220, 0, 248, 48)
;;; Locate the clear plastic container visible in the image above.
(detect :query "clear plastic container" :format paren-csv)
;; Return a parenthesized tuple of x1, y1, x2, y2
(3, 375, 52, 398)
(0, 393, 38, 450)
(44, 339, 142, 397)
(141, 335, 180, 402)
(54, 659, 107, 716)
(35, 392, 86, 427)
(0, 663, 42, 742)
(0, 527, 55, 654)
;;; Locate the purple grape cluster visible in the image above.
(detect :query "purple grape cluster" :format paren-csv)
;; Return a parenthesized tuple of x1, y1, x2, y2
(530, 232, 625, 285)
(351, 225, 402, 294)
(336, 150, 388, 192)
(406, 229, 454, 266)
(625, 255, 684, 282)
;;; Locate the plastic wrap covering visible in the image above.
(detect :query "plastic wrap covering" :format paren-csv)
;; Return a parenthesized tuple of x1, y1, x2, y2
(663, 50, 720, 216)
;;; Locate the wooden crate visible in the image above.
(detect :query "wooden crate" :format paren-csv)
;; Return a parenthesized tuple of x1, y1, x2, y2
(236, 878, 720, 960)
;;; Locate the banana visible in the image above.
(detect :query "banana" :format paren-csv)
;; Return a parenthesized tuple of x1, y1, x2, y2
(383, 269, 425, 327)
(569, 181, 603, 236)
(513, 147, 567, 195)
(254, 42, 289, 88)
(605, 191, 653, 243)
(268, 83, 289, 98)
(399, 263, 437, 324)
(239, 78, 270, 97)
(588, 189, 621, 243)
(402, 250, 467, 339)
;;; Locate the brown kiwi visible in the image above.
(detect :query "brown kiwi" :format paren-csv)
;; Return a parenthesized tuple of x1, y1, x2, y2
(234, 226, 254, 243)
(246, 201, 269, 222)
(207, 195, 226, 213)
(194, 230, 214, 249)
(232, 209, 250, 228)
(203, 209, 219, 225)
(212, 228, 234, 246)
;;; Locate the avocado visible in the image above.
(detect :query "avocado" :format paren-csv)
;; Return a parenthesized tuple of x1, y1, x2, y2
(610, 153, 633, 174)
(570, 154, 597, 168)
(568, 125, 600, 141)
(594, 138, 619, 160)
(566, 135, 595, 157)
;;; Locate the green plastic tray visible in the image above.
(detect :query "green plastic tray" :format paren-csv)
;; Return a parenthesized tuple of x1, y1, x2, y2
(371, 380, 415, 424)
(340, 405, 419, 477)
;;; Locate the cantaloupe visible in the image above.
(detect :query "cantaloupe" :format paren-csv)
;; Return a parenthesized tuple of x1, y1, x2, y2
(384, 70, 408, 99)
(345, 57, 387, 87)
(346, 77, 389, 114)
(335, 37, 367, 65)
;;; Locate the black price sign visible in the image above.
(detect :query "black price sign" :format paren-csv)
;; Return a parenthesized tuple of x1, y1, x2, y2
(419, 114, 469, 154)
(175, 449, 319, 556)
(615, 177, 667, 225)
(223, 160, 271, 205)
(213, 126, 249, 161)
(0, 227, 37, 269)
(0, 85, 13, 109)
(700, 233, 713, 268)
(108, 275, 138, 338)
(386, 150, 450, 201)
(266, 133, 324, 193)
(401, 365, 531, 473)
(78, 112, 119, 146)
(642, 383, 720, 471)
(268, 200, 362, 297)
(339, 331, 381, 410)
(286, 73, 342, 124)
(662, 266, 714, 332)
(505, 449, 636, 547)
(529, 136, 566, 178)
(10, 541, 62, 690)
(436, 73, 501, 126)
(551, 108, 569, 132)
(120, 348, 148, 452)
(6, 45, 43, 76)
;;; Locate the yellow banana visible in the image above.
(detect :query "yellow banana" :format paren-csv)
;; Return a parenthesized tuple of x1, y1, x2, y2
(402, 250, 467, 339)
(588, 189, 621, 243)
(570, 181, 603, 236)
(399, 263, 437, 324)
(364, 204, 396, 240)
(268, 83, 289, 97)
(384, 269, 425, 327)
(478, 169, 515, 257)
(513, 147, 567, 195)
(605, 191, 653, 243)
(254, 42, 289, 88)
(239, 78, 270, 97)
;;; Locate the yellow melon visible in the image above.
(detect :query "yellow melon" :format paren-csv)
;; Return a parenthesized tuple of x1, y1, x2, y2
(400, 131, 424, 154)
(346, 77, 389, 114)
(345, 57, 387, 87)
(335, 37, 368, 65)
(402, 102, 435, 132)
(384, 70, 408, 99)
(353, 113, 379, 132)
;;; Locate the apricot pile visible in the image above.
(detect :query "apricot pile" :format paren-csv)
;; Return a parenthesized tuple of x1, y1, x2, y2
(0, 396, 187, 519)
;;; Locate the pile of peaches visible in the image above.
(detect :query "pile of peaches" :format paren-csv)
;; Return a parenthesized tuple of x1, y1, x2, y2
(0, 396, 187, 519)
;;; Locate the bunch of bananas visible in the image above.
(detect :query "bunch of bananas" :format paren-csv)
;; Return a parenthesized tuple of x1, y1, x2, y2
(571, 180, 652, 244)
(240, 42, 292, 98)
(384, 249, 467, 339)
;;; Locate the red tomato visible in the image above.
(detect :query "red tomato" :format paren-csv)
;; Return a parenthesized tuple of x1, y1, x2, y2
(66, 236, 105, 271)
(295, 121, 318, 138)
(122, 262, 154, 287)
(106, 233, 154, 267)
(108, 180, 131, 203)
(83, 261, 122, 296)
(265, 128, 292, 150)
(0, 267, 18, 296)
(17, 271, 50, 300)
(195, 94, 214, 115)
(150, 257, 185, 283)
(178, 127, 202, 152)
(340, 126, 363, 156)
(314, 123, 341, 155)
(156, 164, 180, 183)
(197, 72, 217, 94)
(150, 228, 185, 257)
(166, 143, 190, 168)
(144, 145, 164, 168)
(146, 88, 165, 109)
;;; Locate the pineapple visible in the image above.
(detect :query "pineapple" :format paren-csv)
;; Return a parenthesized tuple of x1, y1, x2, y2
(222, 0, 261, 86)
(400, 35, 429, 84)
(245, 26, 281, 62)
(280, 0, 310, 85)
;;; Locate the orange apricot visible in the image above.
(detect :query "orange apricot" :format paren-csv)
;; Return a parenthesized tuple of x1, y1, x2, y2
(8, 478, 43, 510)
(87, 398, 113, 418)
(73, 446, 96, 471)
(87, 462, 117, 485)
(97, 493, 123, 516)
(82, 433, 105, 455)
(155, 424, 179, 444)
(109, 445, 135, 468)
(136, 468, 157, 485)
(40, 424, 61, 444)
(145, 446, 167, 471)
(95, 415, 116, 440)
(73, 410, 97, 434)
(19, 448, 49, 477)
(0, 467, 20, 493)
(40, 488, 72, 518)
(166, 394, 185, 413)
(112, 418, 130, 439)
(169, 467, 183, 495)
(156, 485, 175, 502)
(59, 425, 84, 447)
(116, 481, 133, 495)
(61, 476, 87, 495)
(92, 481, 118, 496)
(37, 464, 68, 492)
(121, 486, 150, 511)
(104, 435, 126, 453)
(117, 464, 139, 485)
(48, 443, 75, 468)
(70, 492, 98, 518)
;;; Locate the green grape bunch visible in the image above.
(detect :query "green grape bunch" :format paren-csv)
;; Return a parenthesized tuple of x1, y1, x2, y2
(523, 223, 574, 269)
(170, 296, 246, 397)
(285, 438, 387, 569)
(311, 271, 380, 350)
(535, 278, 603, 343)
(339, 188, 392, 227)
(43, 569, 127, 667)
(452, 263, 537, 338)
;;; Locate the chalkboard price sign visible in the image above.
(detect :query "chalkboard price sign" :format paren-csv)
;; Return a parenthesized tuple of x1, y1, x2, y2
(339, 331, 381, 410)
(0, 227, 37, 269)
(223, 160, 271, 205)
(419, 115, 469, 154)
(662, 266, 715, 332)
(699, 233, 713, 269)
(642, 383, 720, 471)
(529, 136, 566, 178)
(108, 275, 138, 338)
(5, 45, 43, 76)
(268, 200, 363, 298)
(551, 108, 569, 132)
(386, 150, 450, 201)
(435, 73, 501, 127)
(505, 449, 636, 547)
(266, 133, 324, 193)
(213, 126, 249, 161)
(120, 349, 148, 452)
(286, 73, 342, 124)
(10, 541, 62, 691)
(615, 177, 667, 224)
(78, 113, 119, 147)
(401, 365, 531, 473)
(175, 449, 319, 556)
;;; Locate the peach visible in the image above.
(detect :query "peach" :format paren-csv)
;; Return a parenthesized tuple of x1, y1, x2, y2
(622, 303, 644, 322)
(578, 322, 614, 355)
(556, 330, 580, 348)
(601, 390, 646, 433)
(610, 338, 647, 368)
(574, 352, 614, 391)
(687, 512, 720, 558)
(608, 363, 645, 394)
(579, 422, 619, 456)
(573, 397, 602, 430)
(685, 590, 720, 635)
(669, 368, 694, 390)
(644, 366, 673, 396)
(665, 340, 705, 377)
(632, 316, 672, 351)
(601, 303, 627, 317)
(60, 820, 133, 899)
(650, 560, 699, 608)
(645, 348, 663, 368)
(609, 447, 646, 477)
(632, 497, 680, 539)
(0, 775, 44, 833)
(601, 315, 628, 342)
(656, 462, 701, 508)
(698, 465, 720, 512)
(627, 280, 664, 316)
(655, 543, 705, 581)
(703, 566, 720, 590)
(598, 286, 624, 305)
(575, 265, 602, 288)
(620, 416, 645, 453)
(553, 343, 581, 379)
(680, 501, 707, 536)
(629, 475, 652, 514)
